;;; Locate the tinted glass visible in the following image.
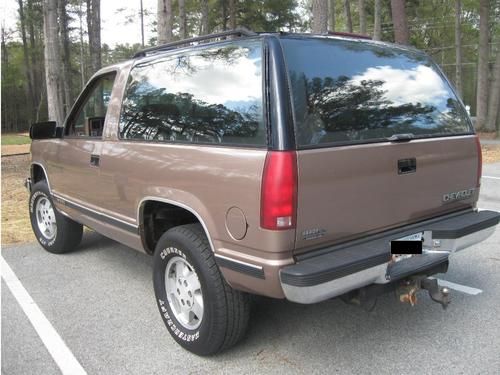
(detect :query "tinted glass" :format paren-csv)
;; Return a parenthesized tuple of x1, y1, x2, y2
(67, 73, 115, 137)
(281, 38, 472, 148)
(119, 40, 265, 146)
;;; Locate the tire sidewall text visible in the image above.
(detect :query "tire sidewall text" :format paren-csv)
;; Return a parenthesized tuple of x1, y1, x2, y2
(154, 246, 208, 347)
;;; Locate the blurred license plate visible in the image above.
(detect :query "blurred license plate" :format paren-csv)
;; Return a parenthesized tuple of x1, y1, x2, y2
(391, 232, 423, 261)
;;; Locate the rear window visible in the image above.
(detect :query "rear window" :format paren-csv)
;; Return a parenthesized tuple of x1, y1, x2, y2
(281, 37, 472, 148)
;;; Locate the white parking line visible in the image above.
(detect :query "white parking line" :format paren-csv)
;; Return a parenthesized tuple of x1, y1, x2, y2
(477, 207, 497, 211)
(482, 175, 500, 180)
(1, 256, 87, 375)
(432, 277, 483, 295)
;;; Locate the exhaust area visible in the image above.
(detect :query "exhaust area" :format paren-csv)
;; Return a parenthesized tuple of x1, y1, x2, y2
(340, 274, 452, 311)
(397, 276, 451, 309)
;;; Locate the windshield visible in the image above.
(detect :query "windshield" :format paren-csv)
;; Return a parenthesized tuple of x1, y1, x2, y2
(281, 37, 473, 148)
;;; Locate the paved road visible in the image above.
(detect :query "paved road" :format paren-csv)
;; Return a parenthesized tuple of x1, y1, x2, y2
(2, 164, 500, 374)
(479, 138, 500, 145)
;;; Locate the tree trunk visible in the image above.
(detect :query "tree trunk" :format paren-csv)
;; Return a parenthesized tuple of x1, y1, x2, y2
(476, 0, 490, 130)
(1, 27, 7, 131)
(358, 0, 366, 34)
(454, 0, 463, 97)
(78, 0, 86, 88)
(312, 0, 328, 34)
(1, 27, 7, 67)
(390, 0, 409, 45)
(229, 0, 236, 30)
(373, 0, 382, 40)
(201, 0, 209, 35)
(43, 0, 64, 125)
(157, 0, 173, 44)
(36, 85, 46, 123)
(328, 0, 336, 31)
(1, 27, 9, 129)
(329, 0, 335, 31)
(58, 0, 72, 117)
(179, 0, 187, 39)
(140, 0, 145, 47)
(86, 0, 101, 75)
(222, 0, 228, 31)
(343, 0, 352, 33)
(486, 50, 500, 134)
(27, 0, 42, 118)
(18, 0, 36, 121)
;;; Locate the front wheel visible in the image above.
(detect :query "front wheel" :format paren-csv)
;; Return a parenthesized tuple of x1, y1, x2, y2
(153, 224, 250, 356)
(29, 181, 83, 253)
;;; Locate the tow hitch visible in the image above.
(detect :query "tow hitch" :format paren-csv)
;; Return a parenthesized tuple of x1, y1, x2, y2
(340, 262, 451, 311)
(397, 276, 450, 309)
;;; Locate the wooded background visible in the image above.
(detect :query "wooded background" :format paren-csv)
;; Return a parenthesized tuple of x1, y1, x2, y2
(2, 0, 499, 135)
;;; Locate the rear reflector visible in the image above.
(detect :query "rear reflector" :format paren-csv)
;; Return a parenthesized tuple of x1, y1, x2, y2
(260, 151, 297, 230)
(475, 136, 482, 187)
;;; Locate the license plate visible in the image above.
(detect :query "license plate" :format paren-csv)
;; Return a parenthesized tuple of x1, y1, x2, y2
(391, 232, 423, 262)
(396, 232, 423, 241)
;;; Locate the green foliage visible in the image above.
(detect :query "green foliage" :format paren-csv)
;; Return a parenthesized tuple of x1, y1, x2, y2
(160, 0, 302, 38)
(1, 41, 33, 132)
(405, 0, 499, 114)
(102, 43, 143, 65)
(2, 0, 499, 133)
(1, 134, 31, 145)
(237, 0, 301, 31)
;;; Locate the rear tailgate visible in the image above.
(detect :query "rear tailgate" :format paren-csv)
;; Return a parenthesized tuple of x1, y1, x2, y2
(279, 36, 479, 253)
(295, 135, 479, 251)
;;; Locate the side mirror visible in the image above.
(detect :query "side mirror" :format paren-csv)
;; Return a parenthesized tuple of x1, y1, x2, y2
(29, 121, 62, 140)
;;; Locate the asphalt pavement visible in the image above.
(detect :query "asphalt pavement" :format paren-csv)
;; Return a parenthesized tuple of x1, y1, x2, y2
(2, 163, 500, 374)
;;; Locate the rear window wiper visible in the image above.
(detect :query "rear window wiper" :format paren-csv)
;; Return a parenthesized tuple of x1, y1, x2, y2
(387, 133, 415, 142)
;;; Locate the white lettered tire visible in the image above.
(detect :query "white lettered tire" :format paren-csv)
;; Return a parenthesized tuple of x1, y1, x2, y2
(153, 224, 250, 355)
(29, 181, 83, 254)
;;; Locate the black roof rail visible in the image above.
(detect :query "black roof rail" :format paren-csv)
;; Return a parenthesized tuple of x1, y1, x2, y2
(133, 27, 257, 58)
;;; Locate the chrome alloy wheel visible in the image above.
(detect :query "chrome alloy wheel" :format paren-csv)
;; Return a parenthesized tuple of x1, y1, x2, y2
(165, 255, 204, 330)
(35, 197, 57, 240)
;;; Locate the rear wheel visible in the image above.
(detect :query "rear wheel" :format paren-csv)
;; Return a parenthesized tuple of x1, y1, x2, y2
(153, 224, 250, 356)
(29, 181, 83, 254)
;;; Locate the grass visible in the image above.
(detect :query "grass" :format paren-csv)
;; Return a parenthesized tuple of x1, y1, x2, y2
(1, 134, 31, 146)
(1, 155, 35, 245)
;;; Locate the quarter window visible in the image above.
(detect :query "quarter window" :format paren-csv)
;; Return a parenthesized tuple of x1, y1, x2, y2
(119, 40, 265, 146)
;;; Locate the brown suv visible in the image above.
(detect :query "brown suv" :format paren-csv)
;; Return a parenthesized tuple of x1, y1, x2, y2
(26, 29, 500, 356)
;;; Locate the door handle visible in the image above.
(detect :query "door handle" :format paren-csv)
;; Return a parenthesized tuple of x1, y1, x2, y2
(90, 154, 100, 167)
(398, 158, 416, 174)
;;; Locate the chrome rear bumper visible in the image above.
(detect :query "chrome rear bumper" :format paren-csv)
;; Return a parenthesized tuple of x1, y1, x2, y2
(280, 210, 499, 304)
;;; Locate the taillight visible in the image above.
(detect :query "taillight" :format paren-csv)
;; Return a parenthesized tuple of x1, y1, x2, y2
(475, 136, 482, 187)
(260, 151, 297, 230)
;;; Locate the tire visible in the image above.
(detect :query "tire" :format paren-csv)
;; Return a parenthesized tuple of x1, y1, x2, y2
(153, 224, 250, 356)
(29, 181, 83, 254)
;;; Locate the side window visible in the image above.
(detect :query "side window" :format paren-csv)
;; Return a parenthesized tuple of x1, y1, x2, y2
(66, 73, 116, 137)
(119, 40, 265, 146)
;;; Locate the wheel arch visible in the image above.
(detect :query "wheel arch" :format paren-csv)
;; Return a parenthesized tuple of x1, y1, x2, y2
(138, 197, 217, 255)
(31, 163, 51, 192)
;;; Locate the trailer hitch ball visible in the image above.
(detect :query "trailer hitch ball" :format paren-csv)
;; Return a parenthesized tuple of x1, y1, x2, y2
(421, 278, 451, 310)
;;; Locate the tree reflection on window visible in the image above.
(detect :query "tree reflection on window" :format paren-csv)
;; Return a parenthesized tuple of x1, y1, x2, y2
(282, 38, 472, 147)
(119, 40, 265, 146)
